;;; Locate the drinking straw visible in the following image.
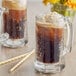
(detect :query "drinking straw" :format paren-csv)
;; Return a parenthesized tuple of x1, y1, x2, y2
(0, 51, 30, 66)
(10, 49, 35, 72)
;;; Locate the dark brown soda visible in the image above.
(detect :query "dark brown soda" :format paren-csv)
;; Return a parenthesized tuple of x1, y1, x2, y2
(36, 23, 64, 63)
(3, 9, 27, 39)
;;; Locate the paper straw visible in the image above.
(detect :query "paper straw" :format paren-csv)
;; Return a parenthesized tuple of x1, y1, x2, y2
(10, 49, 35, 72)
(0, 52, 30, 66)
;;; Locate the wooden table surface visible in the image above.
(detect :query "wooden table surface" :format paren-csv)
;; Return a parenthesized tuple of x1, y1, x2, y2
(0, 1, 76, 76)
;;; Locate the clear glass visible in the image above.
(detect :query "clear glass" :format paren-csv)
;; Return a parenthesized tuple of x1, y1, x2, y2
(0, 0, 28, 48)
(51, 4, 75, 53)
(34, 13, 72, 73)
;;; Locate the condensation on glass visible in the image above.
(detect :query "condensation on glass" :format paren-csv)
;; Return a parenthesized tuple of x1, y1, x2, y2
(0, 0, 28, 48)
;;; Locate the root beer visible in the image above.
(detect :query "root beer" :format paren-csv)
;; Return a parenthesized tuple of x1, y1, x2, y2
(36, 22, 64, 63)
(3, 9, 27, 39)
(2, 0, 27, 39)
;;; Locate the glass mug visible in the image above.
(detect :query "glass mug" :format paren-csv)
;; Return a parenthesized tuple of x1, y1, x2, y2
(0, 0, 27, 48)
(34, 12, 72, 73)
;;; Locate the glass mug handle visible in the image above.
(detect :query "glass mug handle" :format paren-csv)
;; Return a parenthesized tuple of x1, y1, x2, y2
(0, 8, 9, 43)
(63, 17, 72, 56)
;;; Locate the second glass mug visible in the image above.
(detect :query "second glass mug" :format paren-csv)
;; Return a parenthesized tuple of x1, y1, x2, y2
(34, 12, 72, 73)
(0, 0, 28, 48)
